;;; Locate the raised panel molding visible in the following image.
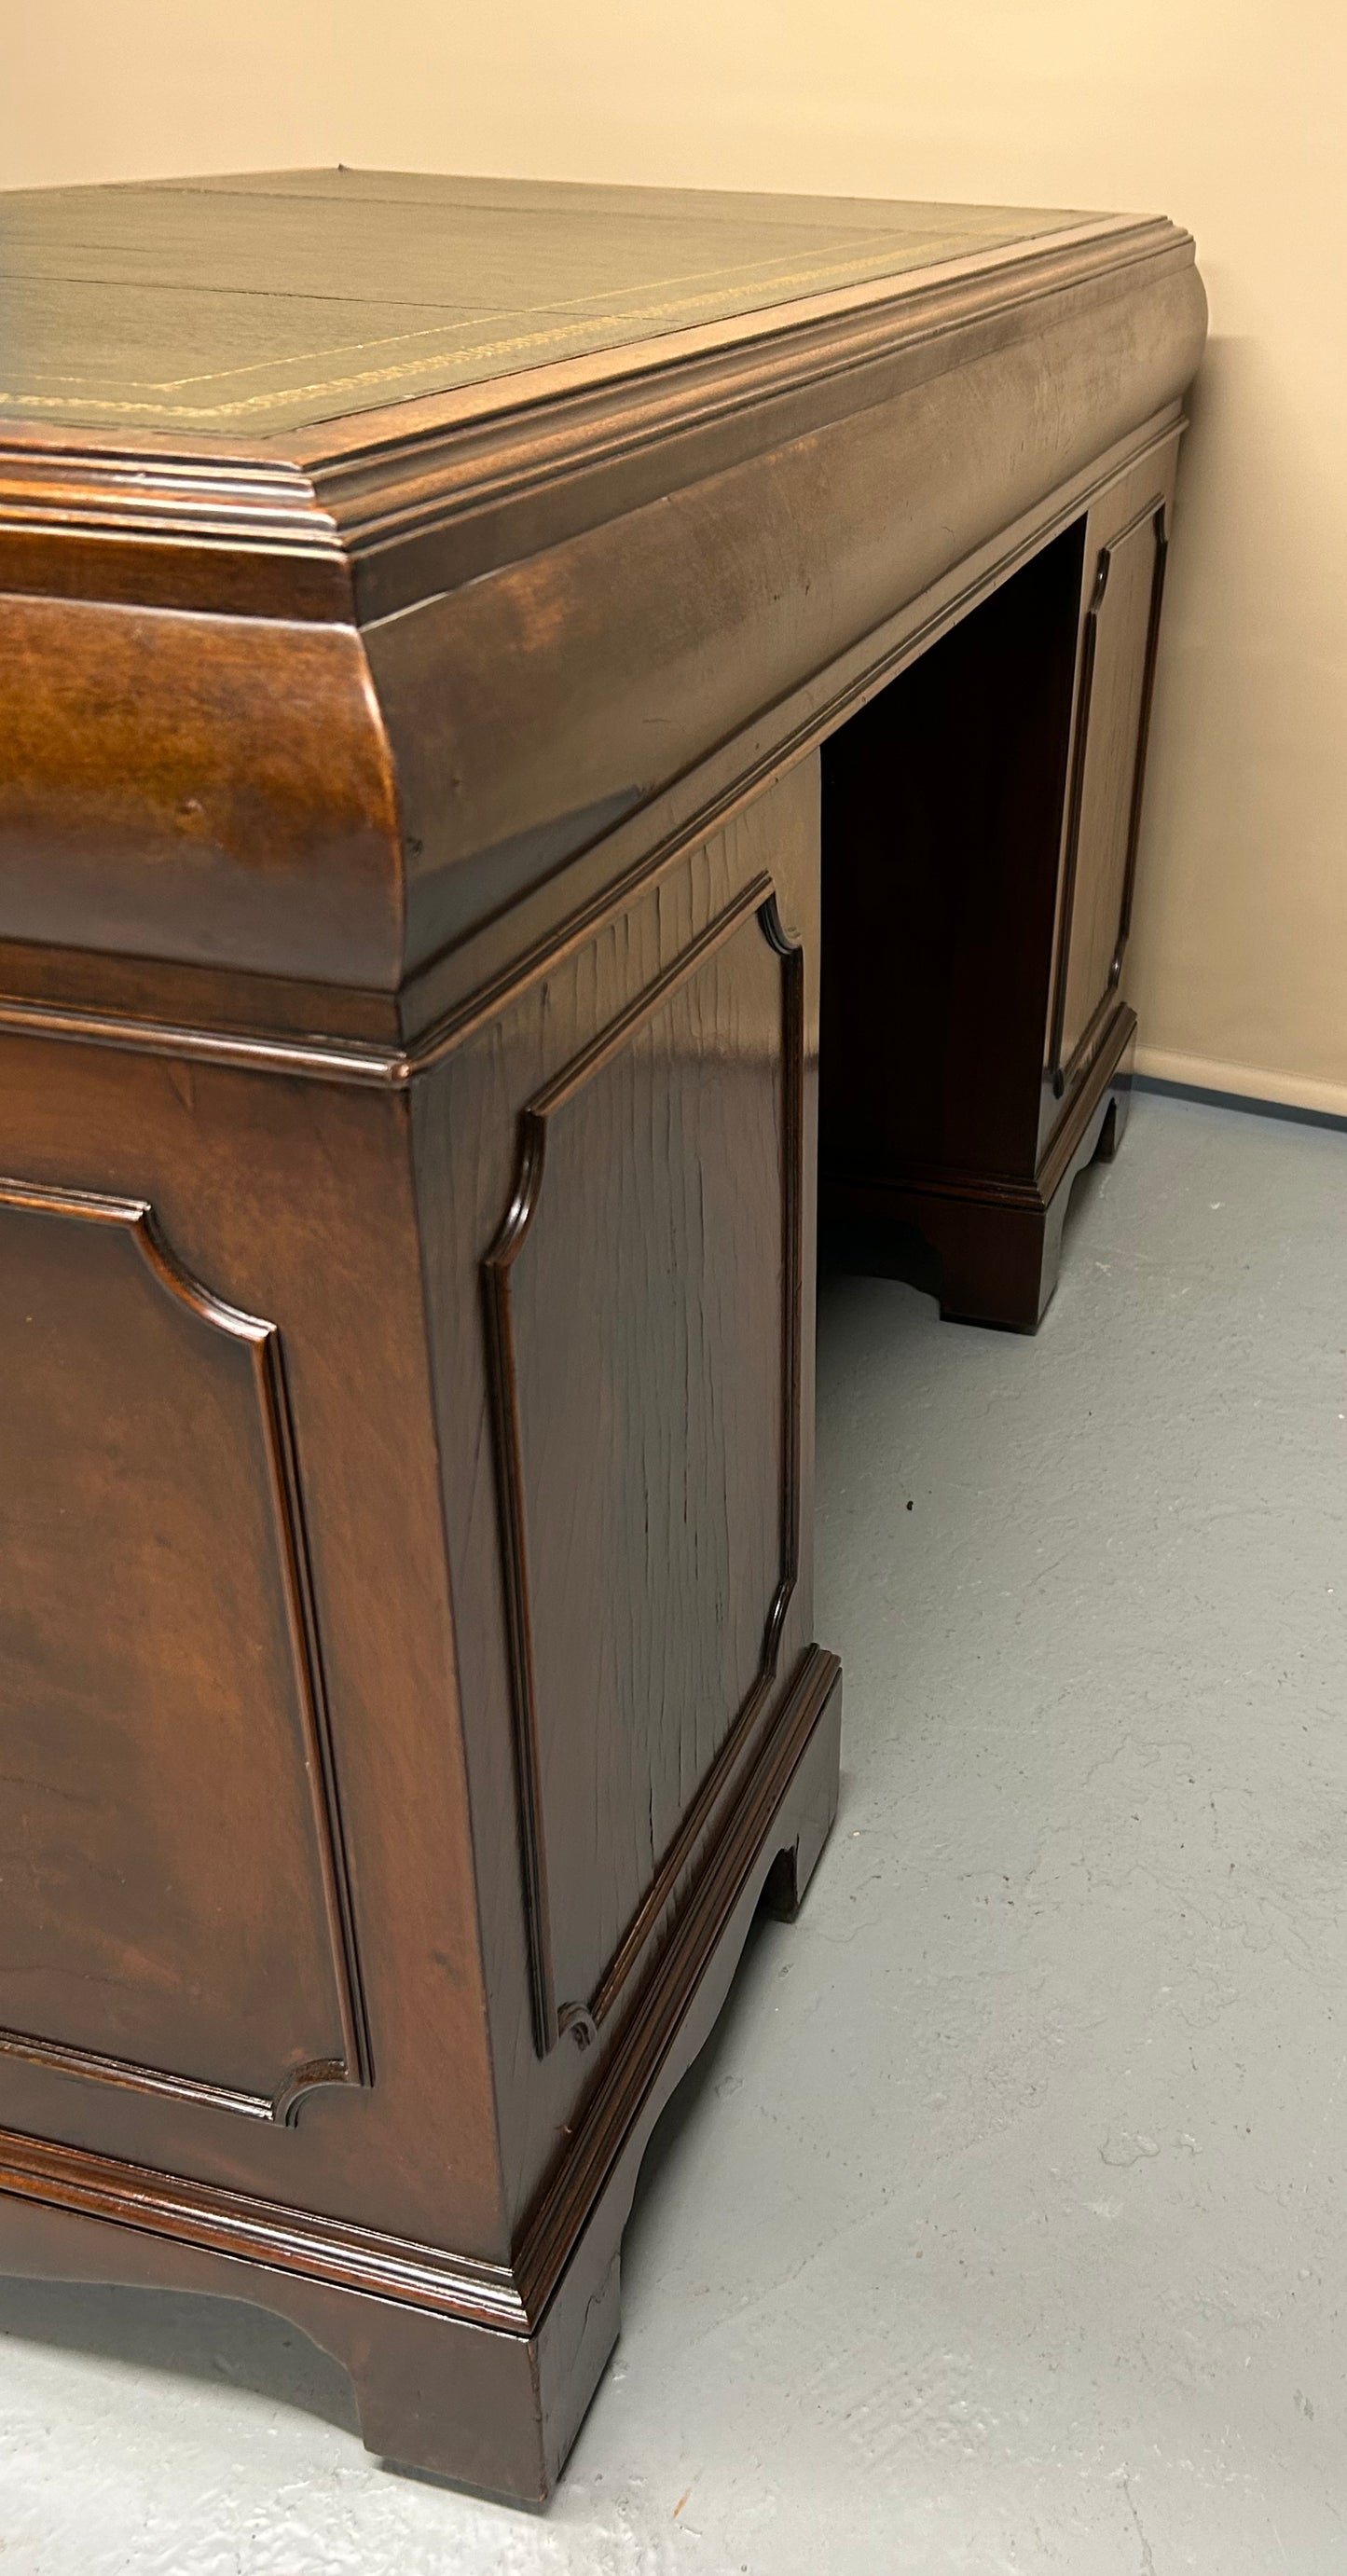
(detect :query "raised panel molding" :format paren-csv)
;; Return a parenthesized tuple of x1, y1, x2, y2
(0, 1177, 370, 2125)
(1049, 497, 1169, 1097)
(484, 877, 804, 2058)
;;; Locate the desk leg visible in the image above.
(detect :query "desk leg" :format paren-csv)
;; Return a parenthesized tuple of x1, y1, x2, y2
(823, 1008, 1135, 1332)
(928, 1011, 1136, 1331)
(340, 1664, 842, 2502)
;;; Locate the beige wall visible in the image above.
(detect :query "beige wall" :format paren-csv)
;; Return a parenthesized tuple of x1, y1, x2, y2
(7, 1, 1345, 1109)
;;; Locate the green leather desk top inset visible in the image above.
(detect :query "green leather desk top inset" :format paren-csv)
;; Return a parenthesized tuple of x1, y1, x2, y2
(0, 168, 1099, 436)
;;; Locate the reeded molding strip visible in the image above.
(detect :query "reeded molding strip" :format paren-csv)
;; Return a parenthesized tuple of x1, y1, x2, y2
(0, 445, 334, 549)
(828, 999, 1136, 1217)
(0, 217, 1192, 621)
(313, 219, 1190, 570)
(0, 446, 350, 618)
(0, 415, 1189, 1098)
(0, 2131, 529, 2331)
(0, 994, 405, 1085)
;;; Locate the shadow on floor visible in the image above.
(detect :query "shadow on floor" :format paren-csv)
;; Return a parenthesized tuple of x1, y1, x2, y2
(618, 1789, 851, 2317)
(0, 1788, 853, 2472)
(0, 2271, 360, 2436)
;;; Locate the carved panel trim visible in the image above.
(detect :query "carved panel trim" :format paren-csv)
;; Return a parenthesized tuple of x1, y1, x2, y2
(0, 1644, 843, 2341)
(483, 873, 805, 2058)
(0, 2119, 529, 2331)
(1111, 504, 1170, 981)
(1048, 496, 1168, 1101)
(0, 1176, 371, 2125)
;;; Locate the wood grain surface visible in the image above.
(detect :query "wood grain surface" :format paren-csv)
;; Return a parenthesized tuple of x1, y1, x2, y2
(0, 169, 1205, 2498)
(0, 170, 1095, 433)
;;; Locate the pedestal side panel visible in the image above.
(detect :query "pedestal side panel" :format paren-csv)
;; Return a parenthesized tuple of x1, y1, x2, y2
(0, 1182, 364, 2124)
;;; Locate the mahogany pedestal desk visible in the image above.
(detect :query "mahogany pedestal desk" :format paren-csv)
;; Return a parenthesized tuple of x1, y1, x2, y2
(0, 172, 1205, 2499)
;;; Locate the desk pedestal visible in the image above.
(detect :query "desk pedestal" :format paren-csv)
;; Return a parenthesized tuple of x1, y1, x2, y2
(821, 442, 1173, 1329)
(0, 763, 837, 2501)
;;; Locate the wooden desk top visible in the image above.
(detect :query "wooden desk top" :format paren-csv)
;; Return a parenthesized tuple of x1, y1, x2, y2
(0, 171, 1203, 1030)
(0, 170, 1115, 437)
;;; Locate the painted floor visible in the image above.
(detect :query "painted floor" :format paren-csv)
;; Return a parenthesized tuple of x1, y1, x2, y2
(3, 1092, 1345, 2572)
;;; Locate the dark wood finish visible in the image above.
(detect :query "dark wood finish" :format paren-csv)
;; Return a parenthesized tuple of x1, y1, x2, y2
(820, 442, 1176, 1329)
(479, 875, 805, 2059)
(0, 1179, 367, 2126)
(0, 172, 1121, 437)
(0, 170, 1203, 2498)
(1050, 498, 1169, 1098)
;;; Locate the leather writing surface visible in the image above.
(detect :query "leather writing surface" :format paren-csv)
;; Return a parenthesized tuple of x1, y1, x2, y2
(0, 170, 1090, 434)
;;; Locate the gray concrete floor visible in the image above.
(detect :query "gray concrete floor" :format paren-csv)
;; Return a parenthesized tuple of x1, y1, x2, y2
(4, 1092, 1346, 2572)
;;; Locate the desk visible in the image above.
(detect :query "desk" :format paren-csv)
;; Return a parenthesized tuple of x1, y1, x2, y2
(0, 171, 1205, 2498)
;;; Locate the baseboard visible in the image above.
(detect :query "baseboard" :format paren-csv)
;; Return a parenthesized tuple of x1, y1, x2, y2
(1134, 1046, 1347, 1130)
(1134, 1074, 1347, 1137)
